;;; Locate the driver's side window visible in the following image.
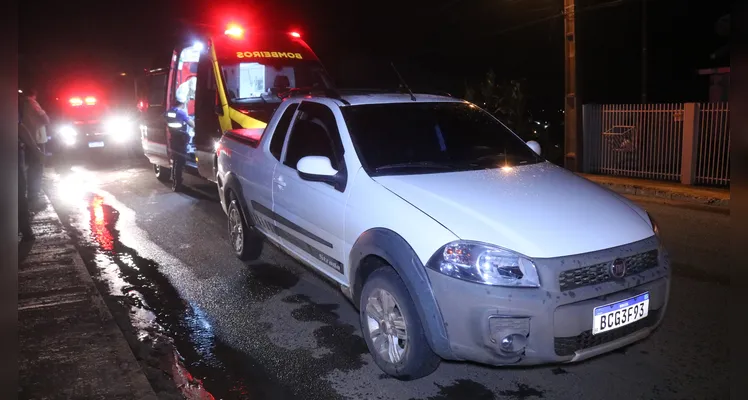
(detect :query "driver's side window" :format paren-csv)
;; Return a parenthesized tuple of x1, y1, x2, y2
(282, 102, 343, 171)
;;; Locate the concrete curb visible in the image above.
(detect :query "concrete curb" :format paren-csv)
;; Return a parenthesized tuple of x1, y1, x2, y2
(578, 174, 730, 208)
(18, 194, 159, 400)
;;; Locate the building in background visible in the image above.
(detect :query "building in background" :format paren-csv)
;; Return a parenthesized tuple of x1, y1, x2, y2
(698, 67, 729, 102)
(697, 13, 729, 102)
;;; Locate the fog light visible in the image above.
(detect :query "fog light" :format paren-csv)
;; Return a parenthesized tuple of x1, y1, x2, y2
(488, 316, 530, 355)
(500, 334, 528, 353)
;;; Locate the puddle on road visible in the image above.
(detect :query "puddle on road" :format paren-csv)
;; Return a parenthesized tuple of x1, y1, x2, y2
(243, 263, 300, 303)
(58, 192, 288, 399)
(497, 382, 545, 399)
(284, 294, 369, 371)
(49, 183, 370, 399)
(414, 379, 497, 400)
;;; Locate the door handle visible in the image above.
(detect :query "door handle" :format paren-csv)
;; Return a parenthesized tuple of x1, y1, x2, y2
(274, 176, 286, 188)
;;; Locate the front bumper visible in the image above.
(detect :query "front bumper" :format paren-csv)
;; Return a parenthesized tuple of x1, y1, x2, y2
(427, 236, 671, 366)
(54, 121, 138, 152)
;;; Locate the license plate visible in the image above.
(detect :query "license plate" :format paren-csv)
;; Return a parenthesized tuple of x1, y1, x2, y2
(592, 292, 649, 335)
(88, 141, 105, 148)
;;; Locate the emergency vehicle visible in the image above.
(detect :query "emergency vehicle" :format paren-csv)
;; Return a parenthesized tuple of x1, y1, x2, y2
(138, 23, 334, 183)
(51, 79, 138, 157)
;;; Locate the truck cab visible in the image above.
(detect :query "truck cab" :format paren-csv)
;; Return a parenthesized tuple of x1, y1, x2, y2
(138, 24, 333, 183)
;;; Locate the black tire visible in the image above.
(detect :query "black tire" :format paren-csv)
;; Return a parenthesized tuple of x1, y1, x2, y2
(171, 178, 181, 192)
(154, 164, 170, 181)
(359, 267, 441, 380)
(226, 192, 262, 261)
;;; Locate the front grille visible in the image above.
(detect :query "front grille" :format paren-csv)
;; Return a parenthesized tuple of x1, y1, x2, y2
(554, 309, 660, 356)
(558, 249, 658, 291)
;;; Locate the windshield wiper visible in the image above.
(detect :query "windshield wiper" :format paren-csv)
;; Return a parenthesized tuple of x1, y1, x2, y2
(473, 153, 538, 164)
(473, 153, 507, 162)
(374, 161, 456, 172)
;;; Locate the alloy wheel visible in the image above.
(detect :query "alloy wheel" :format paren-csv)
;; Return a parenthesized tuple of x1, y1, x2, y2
(365, 288, 408, 364)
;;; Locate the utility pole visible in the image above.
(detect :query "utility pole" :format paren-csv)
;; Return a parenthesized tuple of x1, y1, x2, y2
(563, 0, 582, 172)
(641, 0, 648, 103)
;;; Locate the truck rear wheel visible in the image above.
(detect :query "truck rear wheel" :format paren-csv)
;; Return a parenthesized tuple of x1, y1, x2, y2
(227, 193, 263, 261)
(154, 164, 170, 181)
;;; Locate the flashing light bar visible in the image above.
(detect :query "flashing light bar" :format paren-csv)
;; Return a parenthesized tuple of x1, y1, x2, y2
(85, 96, 97, 105)
(69, 97, 83, 106)
(290, 31, 301, 38)
(224, 24, 244, 38)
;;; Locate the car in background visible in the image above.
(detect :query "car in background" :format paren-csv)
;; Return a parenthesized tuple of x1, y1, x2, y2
(51, 94, 139, 157)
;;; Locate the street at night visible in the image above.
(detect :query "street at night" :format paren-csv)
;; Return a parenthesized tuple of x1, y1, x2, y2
(17, 2, 731, 398)
(37, 153, 728, 400)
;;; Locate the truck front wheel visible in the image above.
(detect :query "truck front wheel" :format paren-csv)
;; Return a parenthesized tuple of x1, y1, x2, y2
(359, 267, 441, 380)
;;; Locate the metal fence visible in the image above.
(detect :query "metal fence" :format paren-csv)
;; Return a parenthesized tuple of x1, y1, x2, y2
(583, 103, 685, 182)
(583, 102, 730, 186)
(695, 102, 730, 186)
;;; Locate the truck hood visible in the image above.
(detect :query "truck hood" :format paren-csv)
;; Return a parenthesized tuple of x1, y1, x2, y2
(373, 162, 654, 258)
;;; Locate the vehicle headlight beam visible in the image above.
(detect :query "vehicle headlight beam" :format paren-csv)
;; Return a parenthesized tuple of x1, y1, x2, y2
(58, 125, 77, 146)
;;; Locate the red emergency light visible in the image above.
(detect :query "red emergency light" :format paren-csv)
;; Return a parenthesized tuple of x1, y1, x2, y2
(69, 96, 97, 106)
(289, 31, 301, 38)
(224, 24, 244, 38)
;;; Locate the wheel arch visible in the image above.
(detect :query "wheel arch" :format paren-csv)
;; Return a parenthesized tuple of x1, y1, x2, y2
(349, 228, 454, 360)
(222, 172, 252, 226)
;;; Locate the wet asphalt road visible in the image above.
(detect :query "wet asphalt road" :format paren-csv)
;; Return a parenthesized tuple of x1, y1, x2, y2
(42, 151, 729, 400)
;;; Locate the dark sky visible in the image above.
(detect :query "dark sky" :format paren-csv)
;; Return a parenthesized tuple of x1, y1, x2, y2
(19, 0, 729, 113)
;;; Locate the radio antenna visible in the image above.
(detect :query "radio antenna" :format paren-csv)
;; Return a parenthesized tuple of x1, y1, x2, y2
(390, 62, 416, 101)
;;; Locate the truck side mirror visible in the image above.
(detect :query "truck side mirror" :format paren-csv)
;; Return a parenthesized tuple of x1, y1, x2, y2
(297, 156, 346, 191)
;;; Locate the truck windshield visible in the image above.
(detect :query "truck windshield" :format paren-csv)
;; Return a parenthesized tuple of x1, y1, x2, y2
(342, 102, 544, 176)
(220, 59, 331, 105)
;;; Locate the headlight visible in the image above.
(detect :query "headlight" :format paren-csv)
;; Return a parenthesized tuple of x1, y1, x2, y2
(59, 125, 77, 137)
(427, 241, 540, 287)
(647, 212, 660, 238)
(58, 125, 77, 145)
(105, 116, 133, 138)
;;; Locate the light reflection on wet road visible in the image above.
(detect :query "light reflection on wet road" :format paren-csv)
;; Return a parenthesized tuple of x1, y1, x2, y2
(43, 154, 729, 400)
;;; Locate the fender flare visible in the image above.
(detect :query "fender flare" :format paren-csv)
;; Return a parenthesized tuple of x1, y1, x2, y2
(349, 228, 454, 360)
(222, 172, 252, 225)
